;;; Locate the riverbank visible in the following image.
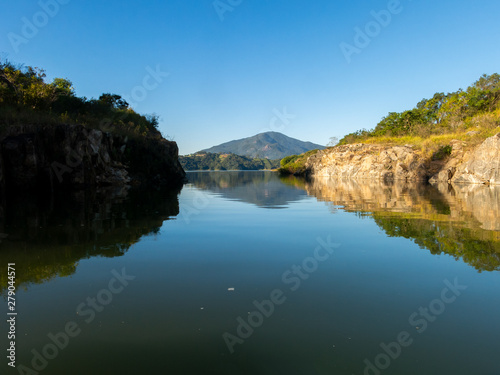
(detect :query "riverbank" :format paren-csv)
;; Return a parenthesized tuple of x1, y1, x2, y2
(281, 133, 500, 185)
(313, 133, 499, 185)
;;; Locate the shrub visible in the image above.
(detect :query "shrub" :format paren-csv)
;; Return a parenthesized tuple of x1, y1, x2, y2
(431, 145, 453, 161)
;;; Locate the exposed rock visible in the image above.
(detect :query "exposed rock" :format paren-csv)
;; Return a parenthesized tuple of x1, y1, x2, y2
(450, 133, 500, 185)
(428, 140, 467, 184)
(124, 136, 186, 186)
(305, 134, 500, 186)
(0, 124, 185, 192)
(306, 143, 428, 182)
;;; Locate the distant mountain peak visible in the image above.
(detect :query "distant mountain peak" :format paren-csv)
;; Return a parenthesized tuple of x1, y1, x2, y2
(201, 132, 324, 159)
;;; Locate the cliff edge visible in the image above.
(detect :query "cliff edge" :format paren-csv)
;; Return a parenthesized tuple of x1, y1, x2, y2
(303, 133, 500, 185)
(0, 124, 186, 193)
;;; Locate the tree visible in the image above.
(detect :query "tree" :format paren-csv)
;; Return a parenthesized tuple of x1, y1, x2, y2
(466, 74, 500, 113)
(145, 114, 159, 129)
(437, 90, 468, 127)
(472, 73, 500, 91)
(98, 93, 129, 110)
(51, 78, 74, 96)
(417, 92, 447, 124)
(327, 137, 339, 147)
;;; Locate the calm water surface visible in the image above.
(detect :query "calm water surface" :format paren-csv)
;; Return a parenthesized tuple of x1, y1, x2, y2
(1, 171, 499, 375)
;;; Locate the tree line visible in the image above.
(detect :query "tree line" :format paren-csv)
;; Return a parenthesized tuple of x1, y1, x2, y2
(0, 60, 160, 138)
(180, 153, 280, 171)
(339, 74, 500, 144)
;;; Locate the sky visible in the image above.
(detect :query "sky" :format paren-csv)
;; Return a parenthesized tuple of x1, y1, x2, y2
(1, 0, 500, 155)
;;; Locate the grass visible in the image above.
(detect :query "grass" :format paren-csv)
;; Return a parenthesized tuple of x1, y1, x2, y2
(358, 125, 500, 159)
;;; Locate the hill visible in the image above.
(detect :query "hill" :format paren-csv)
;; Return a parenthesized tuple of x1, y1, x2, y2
(180, 152, 280, 171)
(201, 132, 324, 159)
(279, 74, 500, 184)
(0, 60, 185, 190)
(338, 73, 500, 152)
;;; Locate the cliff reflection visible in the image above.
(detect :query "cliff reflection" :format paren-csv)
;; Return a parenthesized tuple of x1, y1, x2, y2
(304, 177, 500, 272)
(0, 187, 180, 294)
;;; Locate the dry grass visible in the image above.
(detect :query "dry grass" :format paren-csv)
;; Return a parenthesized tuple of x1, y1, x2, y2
(347, 107, 500, 160)
(359, 121, 499, 159)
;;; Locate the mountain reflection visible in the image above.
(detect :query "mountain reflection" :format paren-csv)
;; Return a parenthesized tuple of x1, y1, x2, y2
(303, 177, 500, 272)
(0, 187, 180, 294)
(186, 171, 308, 208)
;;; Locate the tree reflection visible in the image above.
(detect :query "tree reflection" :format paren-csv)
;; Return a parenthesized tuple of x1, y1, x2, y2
(0, 186, 180, 295)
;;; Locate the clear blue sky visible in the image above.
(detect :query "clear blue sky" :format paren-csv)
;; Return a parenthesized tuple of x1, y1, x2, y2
(2, 0, 499, 154)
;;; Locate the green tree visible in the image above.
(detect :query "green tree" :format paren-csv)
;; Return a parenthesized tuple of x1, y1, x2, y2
(51, 78, 74, 96)
(98, 93, 129, 110)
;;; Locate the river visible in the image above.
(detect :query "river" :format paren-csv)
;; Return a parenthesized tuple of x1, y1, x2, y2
(1, 171, 499, 375)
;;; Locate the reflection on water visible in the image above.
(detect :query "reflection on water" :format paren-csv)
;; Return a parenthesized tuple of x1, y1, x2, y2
(187, 171, 308, 209)
(187, 171, 500, 271)
(3, 173, 498, 297)
(0, 187, 180, 294)
(1, 171, 499, 375)
(303, 177, 500, 272)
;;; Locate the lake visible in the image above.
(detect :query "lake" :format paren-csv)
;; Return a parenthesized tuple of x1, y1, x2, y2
(1, 171, 499, 375)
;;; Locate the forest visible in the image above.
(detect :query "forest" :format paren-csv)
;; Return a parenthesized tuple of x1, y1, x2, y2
(180, 152, 280, 171)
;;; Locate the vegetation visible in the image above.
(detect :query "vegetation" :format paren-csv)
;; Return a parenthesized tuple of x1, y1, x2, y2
(0, 60, 160, 138)
(180, 152, 280, 171)
(278, 149, 320, 175)
(338, 73, 500, 155)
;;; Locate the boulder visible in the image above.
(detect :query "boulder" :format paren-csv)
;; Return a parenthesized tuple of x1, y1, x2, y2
(451, 133, 500, 185)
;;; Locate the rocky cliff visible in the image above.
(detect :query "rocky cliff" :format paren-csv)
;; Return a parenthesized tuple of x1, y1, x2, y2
(429, 133, 500, 185)
(305, 133, 500, 185)
(0, 124, 186, 193)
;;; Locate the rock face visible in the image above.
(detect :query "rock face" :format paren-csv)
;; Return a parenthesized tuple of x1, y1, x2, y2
(0, 124, 185, 192)
(306, 143, 428, 182)
(449, 133, 500, 185)
(305, 134, 500, 185)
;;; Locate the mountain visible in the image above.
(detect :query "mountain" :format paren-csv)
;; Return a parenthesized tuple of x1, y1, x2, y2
(201, 132, 325, 160)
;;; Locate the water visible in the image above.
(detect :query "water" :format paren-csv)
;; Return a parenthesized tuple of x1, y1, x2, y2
(1, 171, 499, 375)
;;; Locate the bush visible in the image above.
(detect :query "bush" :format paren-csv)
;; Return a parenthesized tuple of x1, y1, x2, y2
(278, 149, 320, 175)
(432, 145, 453, 161)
